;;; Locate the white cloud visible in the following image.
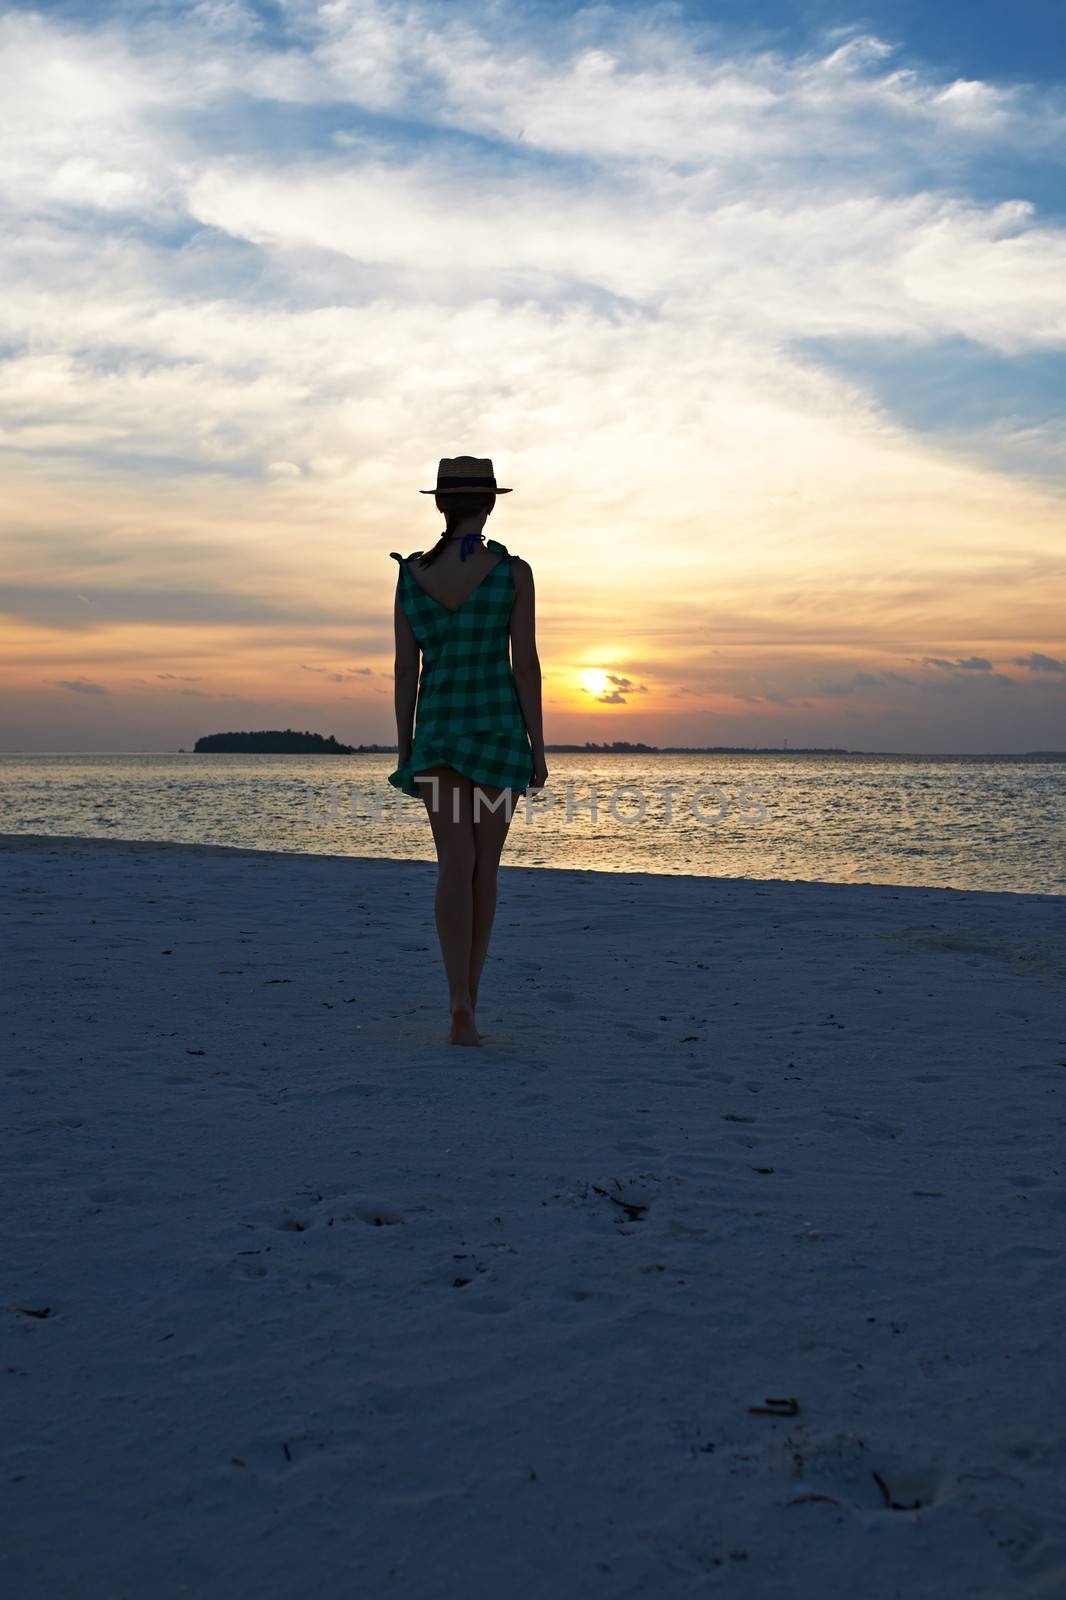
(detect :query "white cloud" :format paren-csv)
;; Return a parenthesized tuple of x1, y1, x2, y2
(0, 0, 1064, 752)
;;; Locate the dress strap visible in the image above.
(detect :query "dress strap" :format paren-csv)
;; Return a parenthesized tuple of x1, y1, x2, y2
(486, 538, 515, 561)
(389, 551, 423, 573)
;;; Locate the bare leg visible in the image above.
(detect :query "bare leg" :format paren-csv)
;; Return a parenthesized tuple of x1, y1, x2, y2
(416, 765, 479, 1045)
(470, 784, 517, 1014)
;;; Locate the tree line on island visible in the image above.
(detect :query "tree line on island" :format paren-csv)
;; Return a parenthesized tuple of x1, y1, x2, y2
(192, 729, 385, 754)
(190, 729, 848, 755)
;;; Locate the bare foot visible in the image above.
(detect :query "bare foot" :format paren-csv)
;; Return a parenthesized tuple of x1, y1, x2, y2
(465, 992, 491, 1041)
(449, 1000, 481, 1047)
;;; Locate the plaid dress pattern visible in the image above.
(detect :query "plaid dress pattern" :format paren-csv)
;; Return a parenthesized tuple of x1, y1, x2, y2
(388, 538, 534, 799)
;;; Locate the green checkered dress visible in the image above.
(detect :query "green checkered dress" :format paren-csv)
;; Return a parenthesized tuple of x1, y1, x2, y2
(388, 538, 534, 800)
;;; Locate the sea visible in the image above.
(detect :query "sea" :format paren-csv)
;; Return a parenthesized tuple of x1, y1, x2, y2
(0, 751, 1062, 896)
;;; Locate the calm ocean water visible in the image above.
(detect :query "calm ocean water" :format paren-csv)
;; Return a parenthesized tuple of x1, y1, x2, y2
(0, 752, 1062, 895)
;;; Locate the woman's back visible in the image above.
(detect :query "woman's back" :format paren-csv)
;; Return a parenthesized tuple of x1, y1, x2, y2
(402, 540, 504, 613)
(389, 536, 528, 751)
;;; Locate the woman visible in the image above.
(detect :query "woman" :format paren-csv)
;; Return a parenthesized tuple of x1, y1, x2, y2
(389, 456, 548, 1046)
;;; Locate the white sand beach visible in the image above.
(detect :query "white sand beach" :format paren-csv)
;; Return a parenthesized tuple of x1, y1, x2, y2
(3, 833, 1065, 1599)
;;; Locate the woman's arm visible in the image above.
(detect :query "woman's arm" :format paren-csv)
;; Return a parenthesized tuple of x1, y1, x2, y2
(509, 558, 548, 787)
(393, 571, 420, 765)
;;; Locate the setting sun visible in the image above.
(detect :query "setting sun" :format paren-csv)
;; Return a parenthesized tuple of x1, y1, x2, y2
(580, 668, 610, 696)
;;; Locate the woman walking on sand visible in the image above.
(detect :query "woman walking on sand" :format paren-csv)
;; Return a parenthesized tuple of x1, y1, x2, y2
(389, 456, 548, 1045)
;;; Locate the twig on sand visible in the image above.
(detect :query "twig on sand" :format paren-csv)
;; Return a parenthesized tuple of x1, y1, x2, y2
(748, 1396, 800, 1417)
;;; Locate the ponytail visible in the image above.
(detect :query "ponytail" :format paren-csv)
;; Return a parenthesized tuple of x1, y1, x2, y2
(418, 492, 496, 566)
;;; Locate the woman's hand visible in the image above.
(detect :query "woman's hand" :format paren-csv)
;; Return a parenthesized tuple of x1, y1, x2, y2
(529, 751, 549, 789)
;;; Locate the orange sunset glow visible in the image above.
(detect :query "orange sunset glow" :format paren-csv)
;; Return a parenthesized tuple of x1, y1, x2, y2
(1, 6, 1064, 754)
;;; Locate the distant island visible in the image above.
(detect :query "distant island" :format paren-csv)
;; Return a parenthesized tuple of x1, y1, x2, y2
(187, 732, 1066, 759)
(191, 731, 849, 756)
(544, 740, 848, 754)
(192, 729, 388, 754)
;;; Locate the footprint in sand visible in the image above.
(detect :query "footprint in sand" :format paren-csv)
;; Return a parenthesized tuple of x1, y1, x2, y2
(275, 1212, 316, 1232)
(588, 1176, 662, 1223)
(993, 1243, 1061, 1283)
(355, 1206, 405, 1227)
(770, 1434, 947, 1515)
(226, 1254, 269, 1280)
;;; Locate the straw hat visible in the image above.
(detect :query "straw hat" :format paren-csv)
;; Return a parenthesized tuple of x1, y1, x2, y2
(419, 455, 513, 494)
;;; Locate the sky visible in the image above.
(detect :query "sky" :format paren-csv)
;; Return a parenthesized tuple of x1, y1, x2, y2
(1, 0, 1064, 754)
